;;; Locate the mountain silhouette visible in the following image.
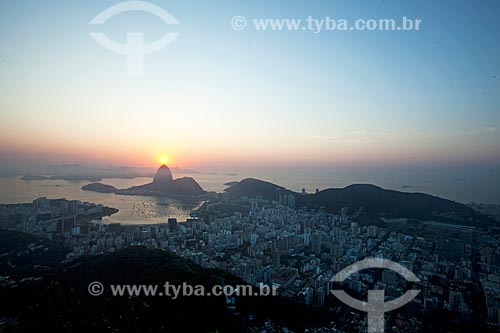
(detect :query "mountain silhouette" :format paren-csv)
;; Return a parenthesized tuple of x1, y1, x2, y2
(225, 179, 495, 227)
(152, 165, 173, 184)
(116, 165, 205, 196)
(225, 178, 293, 200)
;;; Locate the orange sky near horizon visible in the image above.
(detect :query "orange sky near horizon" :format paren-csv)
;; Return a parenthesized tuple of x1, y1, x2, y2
(2, 129, 499, 170)
(0, 0, 499, 173)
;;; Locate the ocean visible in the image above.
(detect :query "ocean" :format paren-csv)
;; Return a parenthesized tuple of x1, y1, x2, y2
(0, 166, 499, 224)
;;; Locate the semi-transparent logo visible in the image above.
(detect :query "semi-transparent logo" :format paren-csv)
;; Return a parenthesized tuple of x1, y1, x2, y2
(89, 1, 180, 76)
(331, 258, 420, 333)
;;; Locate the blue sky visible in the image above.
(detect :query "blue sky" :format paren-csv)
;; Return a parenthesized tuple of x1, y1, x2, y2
(0, 0, 499, 168)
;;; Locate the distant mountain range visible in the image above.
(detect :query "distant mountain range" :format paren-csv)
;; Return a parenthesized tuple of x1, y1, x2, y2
(225, 178, 496, 227)
(19, 165, 152, 181)
(21, 174, 104, 182)
(18, 164, 201, 182)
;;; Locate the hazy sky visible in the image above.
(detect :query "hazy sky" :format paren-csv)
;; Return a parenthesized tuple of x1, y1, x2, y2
(0, 0, 499, 169)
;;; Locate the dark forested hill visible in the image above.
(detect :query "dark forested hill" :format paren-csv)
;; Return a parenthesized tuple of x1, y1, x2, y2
(0, 244, 334, 332)
(224, 178, 294, 201)
(225, 180, 496, 227)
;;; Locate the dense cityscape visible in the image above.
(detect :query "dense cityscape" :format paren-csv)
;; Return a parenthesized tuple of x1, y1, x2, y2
(1, 1, 500, 331)
(2, 190, 500, 332)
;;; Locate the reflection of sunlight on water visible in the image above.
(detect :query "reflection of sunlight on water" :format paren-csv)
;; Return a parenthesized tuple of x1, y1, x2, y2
(1, 168, 499, 224)
(130, 201, 164, 218)
(101, 196, 205, 225)
(0, 177, 206, 225)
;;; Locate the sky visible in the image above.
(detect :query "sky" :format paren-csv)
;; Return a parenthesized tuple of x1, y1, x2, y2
(0, 0, 499, 170)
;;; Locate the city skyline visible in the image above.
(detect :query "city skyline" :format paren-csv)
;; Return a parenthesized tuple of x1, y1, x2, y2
(2, 2, 500, 331)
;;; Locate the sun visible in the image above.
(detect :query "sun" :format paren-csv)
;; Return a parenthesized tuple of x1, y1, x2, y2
(159, 155, 169, 165)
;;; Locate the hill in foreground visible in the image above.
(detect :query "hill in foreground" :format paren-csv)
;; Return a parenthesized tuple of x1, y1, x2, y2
(0, 240, 334, 332)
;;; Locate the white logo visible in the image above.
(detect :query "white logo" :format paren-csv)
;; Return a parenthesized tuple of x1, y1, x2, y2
(331, 258, 420, 333)
(88, 281, 104, 296)
(89, 1, 180, 76)
(231, 16, 247, 31)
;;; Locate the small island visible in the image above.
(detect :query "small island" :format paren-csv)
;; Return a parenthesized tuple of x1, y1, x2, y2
(82, 183, 117, 193)
(22, 174, 103, 182)
(20, 174, 51, 180)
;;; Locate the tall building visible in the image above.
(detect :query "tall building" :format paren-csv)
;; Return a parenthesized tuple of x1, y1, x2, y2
(288, 194, 296, 209)
(68, 200, 79, 215)
(341, 207, 348, 217)
(276, 188, 283, 203)
(367, 225, 379, 238)
(168, 218, 178, 231)
(273, 250, 281, 267)
(315, 286, 326, 308)
(312, 233, 322, 255)
(330, 240, 344, 259)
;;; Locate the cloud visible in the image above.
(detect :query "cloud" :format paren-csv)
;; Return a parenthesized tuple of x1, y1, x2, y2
(309, 131, 377, 144)
(468, 127, 497, 135)
(482, 127, 497, 133)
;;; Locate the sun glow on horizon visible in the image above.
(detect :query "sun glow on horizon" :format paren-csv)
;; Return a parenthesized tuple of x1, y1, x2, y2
(159, 155, 170, 165)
